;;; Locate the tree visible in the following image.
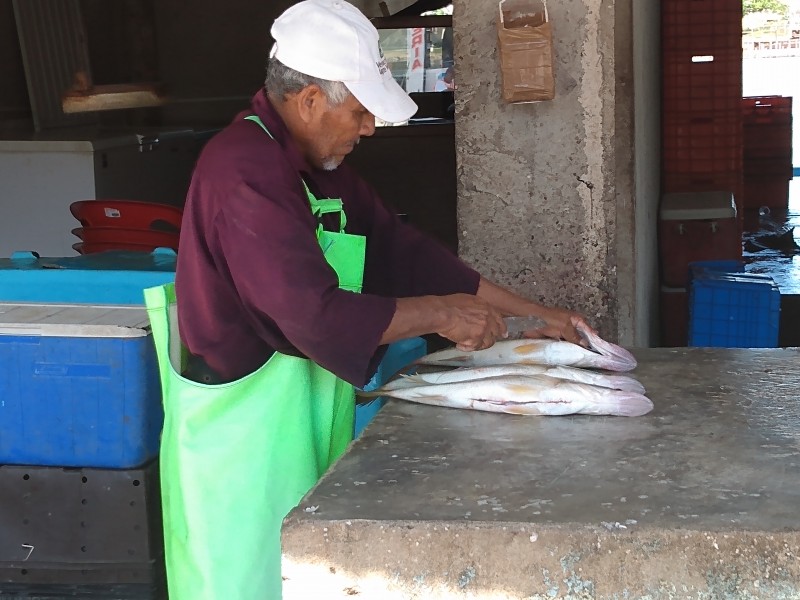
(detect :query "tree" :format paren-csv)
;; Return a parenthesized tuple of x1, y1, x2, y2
(743, 0, 789, 16)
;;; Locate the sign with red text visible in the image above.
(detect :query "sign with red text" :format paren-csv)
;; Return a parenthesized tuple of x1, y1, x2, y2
(405, 27, 425, 93)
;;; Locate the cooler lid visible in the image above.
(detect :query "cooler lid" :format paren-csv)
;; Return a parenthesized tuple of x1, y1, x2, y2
(0, 303, 150, 337)
(4, 249, 176, 272)
(660, 191, 737, 221)
(693, 272, 778, 288)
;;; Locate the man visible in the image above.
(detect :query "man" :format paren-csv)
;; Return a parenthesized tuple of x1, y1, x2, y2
(434, 65, 456, 91)
(145, 1, 592, 598)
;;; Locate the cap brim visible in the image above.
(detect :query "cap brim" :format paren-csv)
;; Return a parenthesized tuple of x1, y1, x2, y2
(345, 77, 418, 124)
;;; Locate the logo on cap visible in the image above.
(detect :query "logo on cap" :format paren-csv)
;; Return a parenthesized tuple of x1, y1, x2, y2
(376, 43, 389, 75)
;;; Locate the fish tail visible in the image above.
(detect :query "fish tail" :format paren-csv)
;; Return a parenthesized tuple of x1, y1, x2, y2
(589, 354, 638, 372)
(583, 392, 654, 417)
(603, 375, 647, 394)
(355, 389, 383, 401)
(577, 324, 638, 372)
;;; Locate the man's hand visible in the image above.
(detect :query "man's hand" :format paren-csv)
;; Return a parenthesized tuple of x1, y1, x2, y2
(473, 277, 597, 348)
(382, 294, 507, 350)
(435, 294, 507, 351)
(525, 307, 596, 347)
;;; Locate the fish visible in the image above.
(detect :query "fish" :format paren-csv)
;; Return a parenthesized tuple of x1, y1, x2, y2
(359, 374, 653, 417)
(381, 364, 646, 394)
(415, 332, 637, 372)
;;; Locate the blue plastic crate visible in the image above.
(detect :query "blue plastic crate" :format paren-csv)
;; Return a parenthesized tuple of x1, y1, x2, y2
(355, 337, 427, 437)
(688, 259, 745, 280)
(0, 303, 162, 469)
(689, 272, 780, 348)
(0, 249, 176, 305)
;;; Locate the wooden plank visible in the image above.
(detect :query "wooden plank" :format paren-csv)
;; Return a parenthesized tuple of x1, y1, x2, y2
(12, 0, 97, 130)
(62, 82, 166, 113)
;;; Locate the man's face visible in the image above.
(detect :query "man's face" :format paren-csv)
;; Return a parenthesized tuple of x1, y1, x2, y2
(308, 93, 376, 171)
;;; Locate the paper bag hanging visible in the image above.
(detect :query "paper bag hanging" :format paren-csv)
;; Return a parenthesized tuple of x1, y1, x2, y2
(496, 0, 555, 103)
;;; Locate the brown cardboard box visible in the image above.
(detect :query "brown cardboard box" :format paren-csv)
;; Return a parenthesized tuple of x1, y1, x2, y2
(496, 0, 555, 103)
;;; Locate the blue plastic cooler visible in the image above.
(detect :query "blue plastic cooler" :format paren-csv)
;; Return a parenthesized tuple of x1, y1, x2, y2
(0, 249, 176, 305)
(0, 303, 162, 469)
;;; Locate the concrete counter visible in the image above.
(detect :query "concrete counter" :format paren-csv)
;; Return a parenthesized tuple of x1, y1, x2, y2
(283, 347, 800, 599)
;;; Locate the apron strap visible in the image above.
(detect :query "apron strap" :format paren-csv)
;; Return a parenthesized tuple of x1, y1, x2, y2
(244, 114, 346, 233)
(144, 283, 185, 388)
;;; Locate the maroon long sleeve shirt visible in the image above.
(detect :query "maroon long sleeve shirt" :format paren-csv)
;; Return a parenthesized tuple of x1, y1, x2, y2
(175, 90, 480, 387)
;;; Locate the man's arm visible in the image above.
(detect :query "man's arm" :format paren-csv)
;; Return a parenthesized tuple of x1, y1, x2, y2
(377, 277, 594, 352)
(378, 293, 506, 352)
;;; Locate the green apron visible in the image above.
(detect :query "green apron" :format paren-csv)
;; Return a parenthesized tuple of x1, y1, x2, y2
(144, 115, 366, 600)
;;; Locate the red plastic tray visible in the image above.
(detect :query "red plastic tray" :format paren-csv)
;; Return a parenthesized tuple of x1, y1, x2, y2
(72, 227, 179, 250)
(70, 200, 183, 233)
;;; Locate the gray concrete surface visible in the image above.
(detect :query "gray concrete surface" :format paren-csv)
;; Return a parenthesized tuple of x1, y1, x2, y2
(283, 347, 800, 599)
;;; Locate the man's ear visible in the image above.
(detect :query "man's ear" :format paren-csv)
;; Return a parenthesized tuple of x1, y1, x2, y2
(295, 84, 326, 124)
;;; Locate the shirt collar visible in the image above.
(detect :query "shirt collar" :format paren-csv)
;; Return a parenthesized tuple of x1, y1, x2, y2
(250, 89, 315, 177)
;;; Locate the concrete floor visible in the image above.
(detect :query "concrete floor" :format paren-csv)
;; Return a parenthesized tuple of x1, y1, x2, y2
(282, 347, 800, 599)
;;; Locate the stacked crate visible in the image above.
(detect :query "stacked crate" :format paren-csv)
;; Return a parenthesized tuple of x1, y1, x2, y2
(0, 250, 172, 600)
(659, 0, 744, 346)
(658, 192, 741, 346)
(742, 96, 794, 211)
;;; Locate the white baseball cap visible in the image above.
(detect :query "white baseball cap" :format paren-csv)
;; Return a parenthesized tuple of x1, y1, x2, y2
(270, 0, 418, 124)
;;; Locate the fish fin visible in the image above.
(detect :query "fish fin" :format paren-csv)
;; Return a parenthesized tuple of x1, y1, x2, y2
(396, 394, 452, 407)
(545, 366, 645, 393)
(508, 383, 537, 394)
(497, 403, 541, 416)
(414, 354, 470, 366)
(380, 373, 425, 391)
(355, 389, 383, 403)
(512, 342, 544, 355)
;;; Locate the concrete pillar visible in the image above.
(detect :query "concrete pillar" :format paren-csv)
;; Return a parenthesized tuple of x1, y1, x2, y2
(454, 0, 639, 344)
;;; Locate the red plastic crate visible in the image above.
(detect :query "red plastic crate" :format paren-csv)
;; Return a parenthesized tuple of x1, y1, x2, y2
(743, 122, 793, 159)
(742, 96, 793, 124)
(659, 191, 742, 287)
(662, 49, 742, 116)
(662, 0, 742, 54)
(660, 286, 689, 347)
(662, 169, 742, 194)
(72, 226, 180, 249)
(742, 175, 791, 210)
(662, 112, 742, 174)
(743, 157, 794, 178)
